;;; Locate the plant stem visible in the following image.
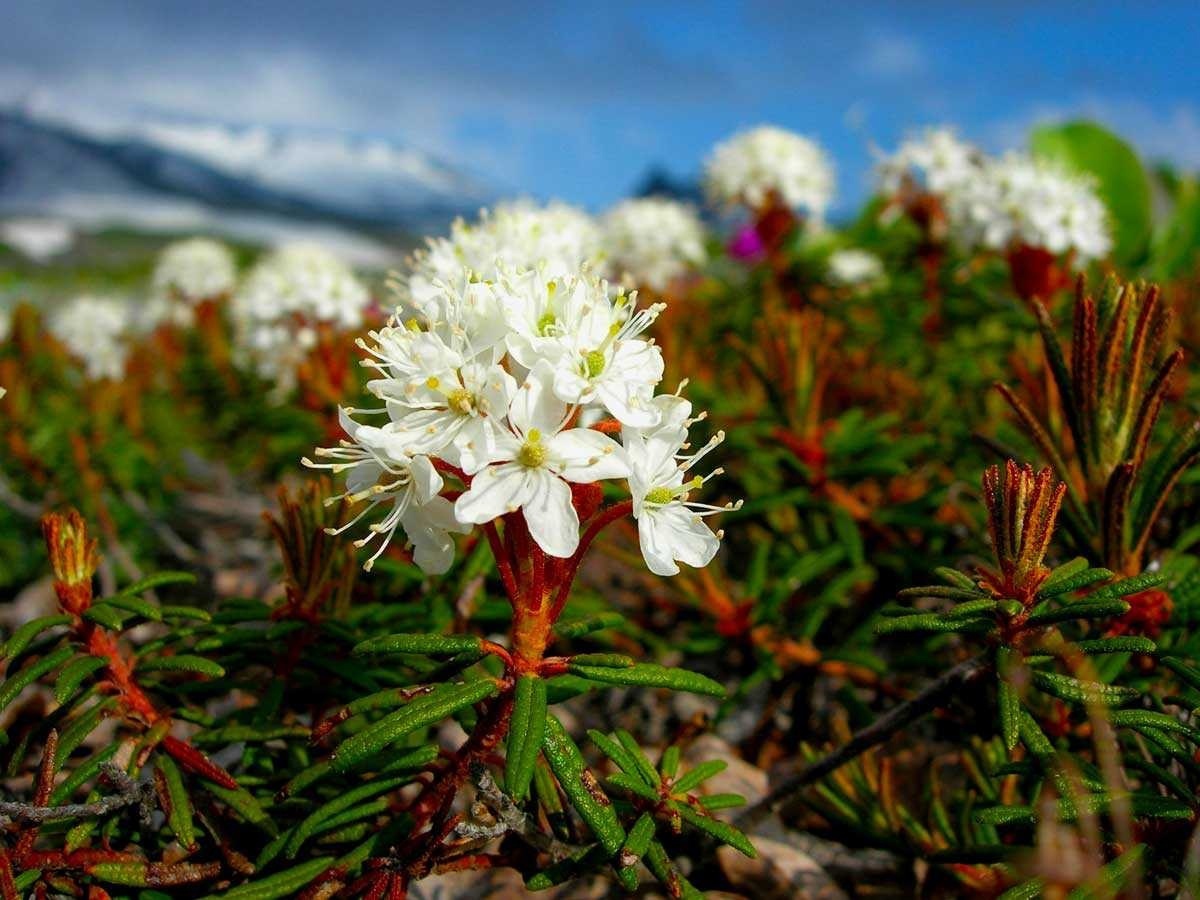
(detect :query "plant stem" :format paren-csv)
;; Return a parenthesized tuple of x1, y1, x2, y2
(735, 653, 991, 831)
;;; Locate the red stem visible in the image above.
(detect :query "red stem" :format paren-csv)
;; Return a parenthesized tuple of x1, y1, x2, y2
(481, 521, 518, 603)
(548, 500, 633, 621)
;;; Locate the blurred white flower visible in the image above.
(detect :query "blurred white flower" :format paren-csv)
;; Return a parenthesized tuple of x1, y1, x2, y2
(601, 198, 707, 291)
(48, 295, 131, 381)
(402, 200, 602, 314)
(231, 242, 370, 386)
(876, 128, 981, 197)
(153, 238, 237, 305)
(704, 126, 834, 220)
(946, 153, 1112, 262)
(827, 249, 885, 288)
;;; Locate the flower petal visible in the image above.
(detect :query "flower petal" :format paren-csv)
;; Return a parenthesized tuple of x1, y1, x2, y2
(522, 469, 579, 558)
(548, 429, 629, 482)
(454, 463, 533, 524)
(508, 359, 568, 437)
(637, 505, 720, 576)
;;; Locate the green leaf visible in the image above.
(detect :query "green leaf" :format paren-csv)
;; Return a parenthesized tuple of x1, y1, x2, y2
(1, 614, 73, 660)
(568, 662, 724, 697)
(1162, 657, 1200, 693)
(569, 653, 634, 668)
(351, 632, 484, 657)
(525, 845, 609, 891)
(672, 800, 756, 857)
(875, 613, 992, 635)
(974, 805, 1036, 827)
(672, 759, 726, 795)
(332, 679, 498, 774)
(607, 771, 660, 801)
(53, 655, 107, 704)
(137, 655, 225, 678)
(1109, 709, 1200, 744)
(587, 729, 653, 785)
(700, 793, 746, 811)
(109, 571, 197, 599)
(1032, 671, 1140, 706)
(200, 857, 334, 900)
(81, 603, 129, 631)
(998, 879, 1046, 900)
(554, 613, 625, 639)
(644, 841, 705, 900)
(1037, 566, 1114, 599)
(1074, 636, 1156, 655)
(505, 674, 547, 802)
(0, 646, 73, 715)
(155, 755, 197, 850)
(205, 781, 277, 835)
(542, 714, 631, 886)
(617, 812, 656, 886)
(998, 677, 1020, 752)
(1066, 844, 1144, 900)
(1031, 120, 1152, 264)
(1025, 599, 1129, 627)
(285, 774, 413, 857)
(103, 593, 161, 622)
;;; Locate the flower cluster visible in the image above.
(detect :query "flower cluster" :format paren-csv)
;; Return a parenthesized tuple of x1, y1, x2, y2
(876, 127, 980, 197)
(48, 294, 133, 381)
(826, 248, 884, 289)
(601, 197, 707, 292)
(308, 262, 735, 576)
(402, 200, 602, 316)
(151, 237, 237, 320)
(231, 243, 370, 386)
(946, 152, 1112, 261)
(704, 125, 834, 221)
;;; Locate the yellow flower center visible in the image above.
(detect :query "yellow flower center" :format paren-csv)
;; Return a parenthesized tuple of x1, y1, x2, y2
(585, 349, 606, 378)
(644, 486, 674, 505)
(447, 388, 474, 415)
(537, 312, 557, 336)
(517, 429, 547, 468)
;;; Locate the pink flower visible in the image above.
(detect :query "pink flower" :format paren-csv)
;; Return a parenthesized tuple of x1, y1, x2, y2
(727, 224, 765, 261)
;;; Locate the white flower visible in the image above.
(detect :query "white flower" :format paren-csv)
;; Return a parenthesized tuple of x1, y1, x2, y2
(827, 249, 885, 288)
(454, 360, 629, 558)
(48, 295, 131, 381)
(153, 238, 237, 305)
(402, 200, 602, 312)
(876, 128, 981, 197)
(231, 242, 370, 387)
(358, 315, 518, 475)
(704, 126, 834, 220)
(622, 394, 737, 576)
(304, 411, 469, 573)
(602, 198, 707, 291)
(500, 271, 665, 427)
(946, 153, 1112, 262)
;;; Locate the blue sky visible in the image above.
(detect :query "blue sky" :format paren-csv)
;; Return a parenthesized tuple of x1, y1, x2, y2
(1, 1, 1198, 214)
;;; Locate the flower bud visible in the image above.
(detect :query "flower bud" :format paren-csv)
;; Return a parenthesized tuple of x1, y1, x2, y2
(41, 509, 99, 615)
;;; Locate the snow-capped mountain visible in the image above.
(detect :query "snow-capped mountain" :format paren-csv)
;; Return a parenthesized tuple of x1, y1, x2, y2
(0, 108, 493, 257)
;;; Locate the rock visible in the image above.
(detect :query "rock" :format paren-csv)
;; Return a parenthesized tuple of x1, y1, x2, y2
(719, 836, 847, 900)
(683, 734, 768, 814)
